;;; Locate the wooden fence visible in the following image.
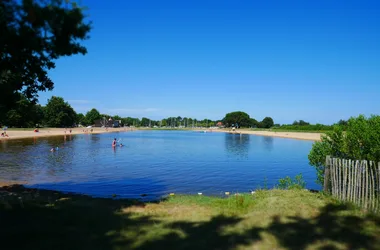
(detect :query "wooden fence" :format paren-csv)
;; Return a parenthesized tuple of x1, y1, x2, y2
(324, 156, 380, 212)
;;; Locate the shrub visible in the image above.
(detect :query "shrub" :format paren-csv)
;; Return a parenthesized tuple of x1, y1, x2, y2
(308, 115, 380, 185)
(277, 174, 306, 190)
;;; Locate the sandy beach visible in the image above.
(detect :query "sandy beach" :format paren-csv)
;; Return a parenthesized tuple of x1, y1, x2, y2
(0, 127, 134, 141)
(210, 129, 323, 141)
(1, 127, 323, 141)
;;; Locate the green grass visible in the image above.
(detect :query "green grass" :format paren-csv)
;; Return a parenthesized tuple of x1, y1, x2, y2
(1, 185, 379, 249)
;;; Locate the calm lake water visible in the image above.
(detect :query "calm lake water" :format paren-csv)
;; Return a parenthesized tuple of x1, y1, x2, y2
(0, 130, 319, 200)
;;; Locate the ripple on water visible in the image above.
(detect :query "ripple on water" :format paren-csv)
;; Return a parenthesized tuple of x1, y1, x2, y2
(1, 131, 318, 198)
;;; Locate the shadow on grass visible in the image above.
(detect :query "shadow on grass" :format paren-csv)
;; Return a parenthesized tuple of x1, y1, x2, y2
(0, 185, 379, 250)
(263, 203, 380, 250)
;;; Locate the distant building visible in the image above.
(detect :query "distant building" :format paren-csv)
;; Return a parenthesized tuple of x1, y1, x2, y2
(216, 121, 224, 127)
(94, 118, 121, 128)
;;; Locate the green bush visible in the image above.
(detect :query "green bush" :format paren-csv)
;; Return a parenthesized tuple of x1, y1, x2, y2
(274, 124, 333, 131)
(277, 174, 306, 190)
(308, 115, 380, 185)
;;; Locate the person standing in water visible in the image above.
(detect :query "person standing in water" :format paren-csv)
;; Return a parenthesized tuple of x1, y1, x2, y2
(112, 138, 117, 147)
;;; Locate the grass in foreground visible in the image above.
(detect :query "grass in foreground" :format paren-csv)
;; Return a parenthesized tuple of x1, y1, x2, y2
(1, 185, 379, 250)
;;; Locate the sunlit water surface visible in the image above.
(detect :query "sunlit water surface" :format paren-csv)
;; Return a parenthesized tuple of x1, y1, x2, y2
(0, 130, 319, 200)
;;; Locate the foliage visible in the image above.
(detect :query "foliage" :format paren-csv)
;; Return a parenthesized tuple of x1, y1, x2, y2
(308, 115, 380, 185)
(337, 119, 348, 126)
(275, 123, 333, 131)
(122, 117, 141, 127)
(44, 96, 76, 127)
(260, 117, 274, 128)
(293, 120, 310, 126)
(277, 174, 306, 190)
(76, 113, 85, 125)
(2, 94, 44, 127)
(250, 118, 259, 128)
(222, 111, 251, 127)
(112, 115, 122, 121)
(141, 117, 151, 127)
(0, 0, 91, 115)
(85, 108, 101, 125)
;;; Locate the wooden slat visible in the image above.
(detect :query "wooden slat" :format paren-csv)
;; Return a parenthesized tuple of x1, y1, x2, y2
(327, 157, 380, 212)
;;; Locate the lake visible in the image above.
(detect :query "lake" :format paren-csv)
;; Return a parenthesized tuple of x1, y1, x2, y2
(0, 130, 319, 200)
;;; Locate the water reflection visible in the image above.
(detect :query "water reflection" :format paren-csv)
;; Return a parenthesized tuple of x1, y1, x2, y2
(262, 136, 274, 152)
(0, 135, 78, 183)
(224, 133, 250, 159)
(0, 131, 319, 197)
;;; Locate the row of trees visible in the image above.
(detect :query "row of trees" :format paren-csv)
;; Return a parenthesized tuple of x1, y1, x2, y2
(222, 111, 274, 128)
(1, 99, 278, 129)
(276, 123, 333, 131)
(1, 96, 77, 127)
(2, 96, 350, 130)
(273, 119, 351, 131)
(0, 95, 223, 128)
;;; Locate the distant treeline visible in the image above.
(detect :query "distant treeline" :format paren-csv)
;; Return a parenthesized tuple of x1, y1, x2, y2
(272, 119, 347, 131)
(0, 95, 347, 130)
(274, 124, 334, 131)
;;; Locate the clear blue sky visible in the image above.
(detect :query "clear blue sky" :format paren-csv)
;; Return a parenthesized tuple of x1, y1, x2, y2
(38, 0, 380, 124)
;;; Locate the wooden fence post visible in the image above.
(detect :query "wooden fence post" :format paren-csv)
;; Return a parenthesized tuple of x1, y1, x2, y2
(324, 155, 331, 193)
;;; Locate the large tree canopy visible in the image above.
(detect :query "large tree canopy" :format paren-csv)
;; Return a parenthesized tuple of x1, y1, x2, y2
(223, 111, 252, 127)
(0, 0, 91, 114)
(261, 117, 274, 128)
(44, 96, 76, 127)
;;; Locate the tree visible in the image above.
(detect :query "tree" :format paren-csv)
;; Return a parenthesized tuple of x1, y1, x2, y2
(0, 0, 91, 115)
(113, 115, 122, 121)
(299, 120, 310, 126)
(161, 119, 167, 127)
(122, 117, 139, 127)
(76, 113, 85, 125)
(223, 111, 251, 127)
(308, 115, 380, 185)
(337, 119, 348, 126)
(141, 117, 150, 127)
(44, 96, 76, 127)
(85, 108, 101, 125)
(261, 117, 274, 128)
(3, 94, 44, 127)
(250, 118, 259, 128)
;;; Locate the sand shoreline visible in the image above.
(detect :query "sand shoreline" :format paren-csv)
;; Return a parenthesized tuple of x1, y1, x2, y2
(209, 129, 322, 141)
(0, 127, 322, 141)
(0, 127, 135, 141)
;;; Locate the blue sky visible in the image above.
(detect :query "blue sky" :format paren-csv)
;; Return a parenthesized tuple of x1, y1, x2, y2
(38, 0, 380, 124)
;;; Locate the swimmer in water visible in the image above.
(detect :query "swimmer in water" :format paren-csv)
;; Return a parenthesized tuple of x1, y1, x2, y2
(50, 147, 55, 152)
(112, 138, 117, 147)
(120, 143, 123, 147)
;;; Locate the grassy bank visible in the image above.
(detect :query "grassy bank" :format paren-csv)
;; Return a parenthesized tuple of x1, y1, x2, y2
(1, 185, 379, 249)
